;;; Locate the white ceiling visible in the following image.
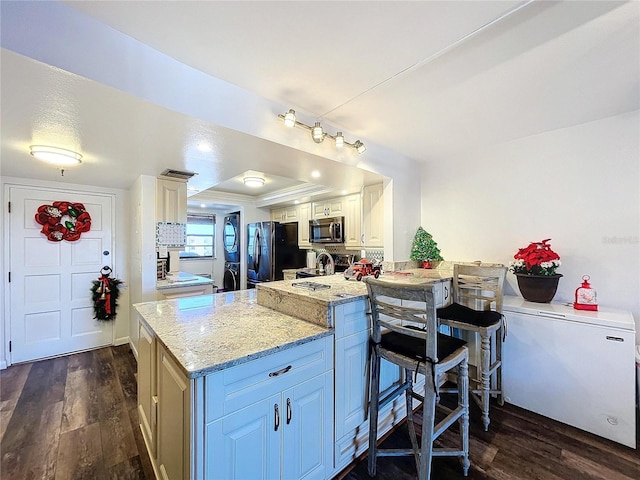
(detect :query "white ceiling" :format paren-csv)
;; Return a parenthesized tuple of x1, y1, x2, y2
(1, 1, 638, 207)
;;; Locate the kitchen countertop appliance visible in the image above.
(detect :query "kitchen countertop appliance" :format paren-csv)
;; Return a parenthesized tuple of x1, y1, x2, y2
(247, 221, 306, 288)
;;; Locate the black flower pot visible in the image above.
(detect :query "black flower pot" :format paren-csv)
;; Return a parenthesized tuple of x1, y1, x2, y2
(515, 273, 562, 303)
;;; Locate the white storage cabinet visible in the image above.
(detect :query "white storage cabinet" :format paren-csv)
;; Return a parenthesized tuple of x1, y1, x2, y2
(502, 297, 636, 448)
(205, 336, 334, 480)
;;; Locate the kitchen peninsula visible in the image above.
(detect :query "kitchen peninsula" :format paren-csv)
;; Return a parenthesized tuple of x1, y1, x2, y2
(133, 270, 452, 480)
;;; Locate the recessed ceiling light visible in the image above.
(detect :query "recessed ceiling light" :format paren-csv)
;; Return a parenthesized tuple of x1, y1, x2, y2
(197, 142, 212, 152)
(30, 145, 82, 166)
(294, 200, 300, 205)
(200, 203, 206, 208)
(311, 170, 321, 178)
(243, 176, 265, 188)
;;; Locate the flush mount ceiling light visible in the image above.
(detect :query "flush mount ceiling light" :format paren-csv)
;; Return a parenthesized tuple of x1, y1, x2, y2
(278, 109, 365, 154)
(30, 145, 83, 166)
(243, 176, 265, 188)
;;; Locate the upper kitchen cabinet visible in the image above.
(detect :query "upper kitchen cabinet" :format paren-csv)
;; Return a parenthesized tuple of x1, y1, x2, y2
(362, 183, 384, 248)
(156, 179, 187, 224)
(297, 202, 312, 249)
(343, 194, 362, 250)
(312, 198, 344, 219)
(271, 205, 298, 223)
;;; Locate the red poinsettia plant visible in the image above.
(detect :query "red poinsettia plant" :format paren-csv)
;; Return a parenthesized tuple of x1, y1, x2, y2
(509, 239, 561, 276)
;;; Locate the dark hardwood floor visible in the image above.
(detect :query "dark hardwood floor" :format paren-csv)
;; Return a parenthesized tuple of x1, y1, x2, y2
(1, 346, 639, 479)
(1, 345, 154, 480)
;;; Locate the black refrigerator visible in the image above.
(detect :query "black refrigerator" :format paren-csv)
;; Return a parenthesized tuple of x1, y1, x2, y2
(247, 221, 305, 287)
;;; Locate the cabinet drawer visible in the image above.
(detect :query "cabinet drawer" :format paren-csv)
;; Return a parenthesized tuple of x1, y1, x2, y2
(205, 336, 333, 421)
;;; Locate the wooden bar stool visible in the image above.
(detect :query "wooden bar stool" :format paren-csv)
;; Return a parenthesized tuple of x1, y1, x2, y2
(437, 264, 507, 431)
(365, 278, 470, 480)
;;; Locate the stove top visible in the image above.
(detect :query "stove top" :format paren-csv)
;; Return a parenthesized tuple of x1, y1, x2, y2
(292, 281, 332, 291)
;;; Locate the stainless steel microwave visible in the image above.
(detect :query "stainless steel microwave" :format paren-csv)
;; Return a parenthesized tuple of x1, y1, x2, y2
(309, 217, 344, 243)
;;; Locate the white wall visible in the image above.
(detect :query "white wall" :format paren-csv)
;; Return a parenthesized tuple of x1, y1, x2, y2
(128, 175, 157, 354)
(420, 111, 640, 337)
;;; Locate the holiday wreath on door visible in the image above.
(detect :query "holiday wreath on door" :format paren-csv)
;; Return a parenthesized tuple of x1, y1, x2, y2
(34, 201, 92, 241)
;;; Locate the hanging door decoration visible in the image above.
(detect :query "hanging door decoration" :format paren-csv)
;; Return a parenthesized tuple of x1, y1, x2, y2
(35, 201, 92, 241)
(91, 266, 123, 321)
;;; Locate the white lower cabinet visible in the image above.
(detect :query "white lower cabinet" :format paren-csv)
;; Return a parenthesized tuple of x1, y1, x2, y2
(205, 337, 334, 480)
(332, 299, 404, 473)
(138, 310, 333, 480)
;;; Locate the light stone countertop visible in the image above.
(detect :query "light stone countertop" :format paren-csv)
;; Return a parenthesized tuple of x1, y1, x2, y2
(133, 289, 332, 379)
(156, 271, 214, 290)
(256, 269, 452, 327)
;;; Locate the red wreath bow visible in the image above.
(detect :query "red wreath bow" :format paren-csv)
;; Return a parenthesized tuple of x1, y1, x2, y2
(35, 201, 92, 241)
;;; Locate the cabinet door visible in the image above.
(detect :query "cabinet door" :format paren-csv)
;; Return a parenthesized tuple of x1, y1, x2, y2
(271, 207, 285, 222)
(297, 203, 312, 248)
(157, 345, 191, 480)
(156, 179, 187, 224)
(326, 198, 343, 216)
(138, 321, 157, 458)
(343, 194, 362, 249)
(335, 331, 369, 439)
(282, 372, 333, 480)
(363, 184, 384, 248)
(209, 395, 281, 480)
(312, 202, 328, 219)
(312, 199, 344, 219)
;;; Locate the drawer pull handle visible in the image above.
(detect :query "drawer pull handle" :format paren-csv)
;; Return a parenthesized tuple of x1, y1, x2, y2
(286, 398, 292, 424)
(274, 403, 280, 431)
(269, 365, 292, 377)
(606, 336, 624, 342)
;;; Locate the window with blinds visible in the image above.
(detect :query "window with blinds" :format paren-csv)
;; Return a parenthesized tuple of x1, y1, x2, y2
(179, 214, 216, 258)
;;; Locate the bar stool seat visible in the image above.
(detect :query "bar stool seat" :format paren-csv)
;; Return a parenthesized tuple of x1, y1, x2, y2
(365, 278, 470, 480)
(437, 264, 507, 431)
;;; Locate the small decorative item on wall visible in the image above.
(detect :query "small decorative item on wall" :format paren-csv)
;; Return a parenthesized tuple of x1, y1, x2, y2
(509, 238, 562, 303)
(409, 226, 444, 268)
(574, 275, 598, 311)
(34, 201, 92, 242)
(91, 266, 123, 321)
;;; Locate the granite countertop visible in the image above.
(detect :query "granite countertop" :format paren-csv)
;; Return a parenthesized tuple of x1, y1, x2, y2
(133, 289, 332, 379)
(257, 269, 452, 327)
(156, 271, 214, 290)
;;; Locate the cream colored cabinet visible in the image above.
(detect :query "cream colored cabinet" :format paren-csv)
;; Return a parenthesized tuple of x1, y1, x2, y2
(271, 205, 298, 223)
(297, 202, 312, 248)
(343, 193, 362, 250)
(157, 343, 192, 480)
(138, 320, 157, 459)
(156, 179, 187, 224)
(363, 183, 384, 248)
(312, 198, 344, 219)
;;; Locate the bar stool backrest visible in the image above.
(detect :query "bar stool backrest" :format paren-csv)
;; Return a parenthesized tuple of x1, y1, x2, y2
(453, 264, 507, 313)
(365, 278, 440, 363)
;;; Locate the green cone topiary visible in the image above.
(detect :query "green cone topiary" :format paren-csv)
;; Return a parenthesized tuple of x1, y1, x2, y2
(409, 227, 444, 262)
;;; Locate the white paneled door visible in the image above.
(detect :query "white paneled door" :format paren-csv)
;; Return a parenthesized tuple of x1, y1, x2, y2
(8, 186, 115, 363)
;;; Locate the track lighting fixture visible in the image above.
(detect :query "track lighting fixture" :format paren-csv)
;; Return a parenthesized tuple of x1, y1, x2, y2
(278, 109, 365, 154)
